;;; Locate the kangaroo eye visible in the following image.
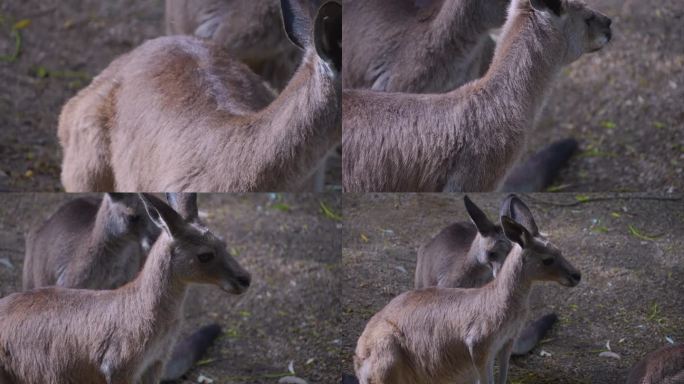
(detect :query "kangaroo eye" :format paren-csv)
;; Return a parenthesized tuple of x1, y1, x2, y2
(130, 215, 141, 223)
(198, 252, 214, 263)
(585, 15, 596, 25)
(543, 258, 554, 266)
(487, 252, 498, 260)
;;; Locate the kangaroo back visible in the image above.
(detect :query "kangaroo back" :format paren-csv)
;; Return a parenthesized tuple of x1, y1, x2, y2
(23, 194, 158, 291)
(165, 0, 301, 89)
(343, 0, 508, 93)
(415, 196, 509, 289)
(626, 344, 684, 384)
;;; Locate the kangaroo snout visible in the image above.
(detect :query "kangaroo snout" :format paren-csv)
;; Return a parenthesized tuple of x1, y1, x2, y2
(224, 271, 251, 295)
(562, 269, 582, 287)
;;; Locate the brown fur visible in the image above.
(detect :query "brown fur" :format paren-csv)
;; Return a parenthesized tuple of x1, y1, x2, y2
(342, 0, 612, 192)
(343, 0, 508, 93)
(354, 215, 581, 384)
(59, 1, 341, 193)
(0, 194, 251, 384)
(627, 344, 684, 384)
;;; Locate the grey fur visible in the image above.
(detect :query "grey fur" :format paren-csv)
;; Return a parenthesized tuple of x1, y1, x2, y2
(22, 193, 159, 291)
(343, 0, 509, 93)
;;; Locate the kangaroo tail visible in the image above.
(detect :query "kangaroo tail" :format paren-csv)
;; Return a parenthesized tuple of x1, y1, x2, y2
(342, 373, 360, 384)
(161, 323, 222, 382)
(512, 313, 559, 356)
(500, 138, 579, 192)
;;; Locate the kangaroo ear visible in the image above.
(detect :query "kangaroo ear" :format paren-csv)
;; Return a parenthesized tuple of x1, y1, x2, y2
(530, 0, 563, 16)
(314, 1, 341, 71)
(464, 195, 497, 236)
(166, 193, 199, 222)
(501, 216, 531, 248)
(281, 0, 313, 49)
(139, 194, 184, 238)
(501, 195, 540, 236)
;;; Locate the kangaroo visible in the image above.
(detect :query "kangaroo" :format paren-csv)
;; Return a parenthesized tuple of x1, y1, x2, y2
(342, 0, 612, 192)
(165, 0, 301, 90)
(354, 214, 581, 384)
(415, 194, 559, 356)
(22, 193, 159, 291)
(414, 195, 511, 289)
(627, 344, 684, 384)
(0, 194, 251, 384)
(21, 193, 229, 381)
(59, 0, 341, 193)
(343, 0, 509, 93)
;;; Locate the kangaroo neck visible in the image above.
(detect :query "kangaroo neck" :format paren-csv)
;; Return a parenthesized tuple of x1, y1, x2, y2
(433, 0, 497, 46)
(473, 11, 563, 121)
(487, 247, 532, 317)
(89, 203, 134, 257)
(130, 236, 188, 322)
(231, 49, 341, 189)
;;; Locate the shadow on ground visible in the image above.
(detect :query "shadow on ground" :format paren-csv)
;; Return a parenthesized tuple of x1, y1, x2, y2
(0, 193, 343, 384)
(341, 193, 684, 383)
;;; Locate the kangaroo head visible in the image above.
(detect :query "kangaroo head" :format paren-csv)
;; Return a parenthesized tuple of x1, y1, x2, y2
(139, 193, 251, 295)
(499, 198, 581, 287)
(463, 195, 511, 278)
(512, 0, 612, 64)
(281, 0, 341, 73)
(104, 193, 158, 247)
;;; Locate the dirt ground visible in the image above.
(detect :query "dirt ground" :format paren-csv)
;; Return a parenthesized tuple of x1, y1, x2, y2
(341, 193, 684, 383)
(0, 193, 343, 384)
(0, 0, 341, 192)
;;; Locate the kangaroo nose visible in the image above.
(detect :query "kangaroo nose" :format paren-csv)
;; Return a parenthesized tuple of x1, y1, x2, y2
(571, 272, 582, 283)
(236, 273, 251, 289)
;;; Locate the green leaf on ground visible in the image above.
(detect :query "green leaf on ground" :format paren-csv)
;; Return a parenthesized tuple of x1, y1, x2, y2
(13, 19, 31, 30)
(628, 225, 662, 241)
(271, 203, 291, 212)
(575, 195, 591, 203)
(600, 120, 617, 129)
(320, 201, 342, 221)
